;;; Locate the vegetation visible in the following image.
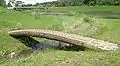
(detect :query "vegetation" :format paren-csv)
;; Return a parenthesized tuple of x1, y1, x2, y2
(0, 0, 6, 7)
(38, 0, 120, 7)
(10, 0, 120, 7)
(0, 6, 120, 66)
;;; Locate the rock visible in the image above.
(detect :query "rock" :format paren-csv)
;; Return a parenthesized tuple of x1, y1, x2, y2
(9, 52, 16, 58)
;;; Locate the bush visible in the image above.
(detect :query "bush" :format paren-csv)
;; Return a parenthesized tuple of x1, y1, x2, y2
(82, 15, 107, 37)
(0, 0, 6, 7)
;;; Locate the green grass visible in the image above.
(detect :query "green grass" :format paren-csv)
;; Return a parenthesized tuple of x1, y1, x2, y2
(95, 19, 120, 43)
(44, 6, 120, 43)
(0, 6, 120, 66)
(1, 50, 120, 66)
(0, 7, 60, 64)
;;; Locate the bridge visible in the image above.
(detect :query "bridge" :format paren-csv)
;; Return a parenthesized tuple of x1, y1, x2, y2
(8, 29, 119, 51)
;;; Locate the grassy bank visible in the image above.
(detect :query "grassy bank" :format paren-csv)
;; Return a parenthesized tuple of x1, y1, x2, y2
(0, 6, 120, 66)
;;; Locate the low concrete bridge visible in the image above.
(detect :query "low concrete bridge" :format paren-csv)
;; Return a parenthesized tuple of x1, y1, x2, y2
(9, 29, 119, 51)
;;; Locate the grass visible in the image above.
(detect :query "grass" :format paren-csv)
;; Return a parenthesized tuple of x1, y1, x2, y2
(0, 6, 120, 66)
(45, 6, 120, 43)
(95, 19, 120, 43)
(1, 50, 120, 66)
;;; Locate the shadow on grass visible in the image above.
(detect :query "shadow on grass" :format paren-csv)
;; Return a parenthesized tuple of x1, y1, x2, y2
(11, 35, 85, 51)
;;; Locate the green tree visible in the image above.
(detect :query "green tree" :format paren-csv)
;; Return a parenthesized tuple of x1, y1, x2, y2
(9, 0, 16, 4)
(0, 0, 6, 7)
(40, 0, 120, 7)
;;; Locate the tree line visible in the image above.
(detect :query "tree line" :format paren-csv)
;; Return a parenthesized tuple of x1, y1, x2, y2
(1, 0, 120, 8)
(39, 0, 120, 7)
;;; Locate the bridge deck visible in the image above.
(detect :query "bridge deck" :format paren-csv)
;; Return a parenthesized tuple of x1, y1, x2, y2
(9, 29, 119, 51)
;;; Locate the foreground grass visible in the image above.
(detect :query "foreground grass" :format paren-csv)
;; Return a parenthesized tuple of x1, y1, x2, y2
(0, 6, 120, 66)
(1, 50, 120, 66)
(0, 7, 60, 64)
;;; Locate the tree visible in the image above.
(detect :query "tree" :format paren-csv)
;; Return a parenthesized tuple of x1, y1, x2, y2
(0, 0, 6, 7)
(7, 2, 12, 7)
(38, 0, 120, 7)
(15, 1, 25, 7)
(7, 0, 16, 7)
(9, 0, 16, 4)
(8, 0, 25, 7)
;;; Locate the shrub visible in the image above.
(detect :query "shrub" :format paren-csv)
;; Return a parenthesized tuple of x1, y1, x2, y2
(0, 0, 6, 7)
(82, 15, 107, 37)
